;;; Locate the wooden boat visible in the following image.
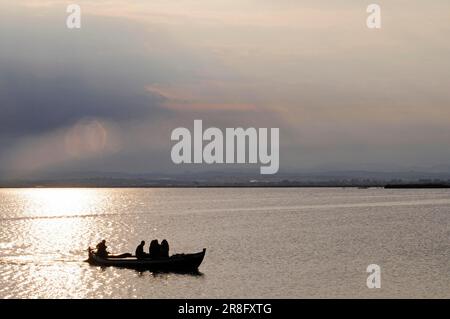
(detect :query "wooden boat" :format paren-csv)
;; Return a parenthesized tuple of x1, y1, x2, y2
(87, 248, 206, 272)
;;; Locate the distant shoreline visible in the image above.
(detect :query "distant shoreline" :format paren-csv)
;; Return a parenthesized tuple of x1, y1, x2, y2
(384, 183, 450, 189)
(1, 183, 450, 189)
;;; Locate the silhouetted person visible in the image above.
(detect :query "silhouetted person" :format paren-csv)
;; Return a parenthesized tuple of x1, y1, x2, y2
(135, 240, 146, 259)
(149, 239, 160, 259)
(160, 239, 169, 258)
(96, 240, 109, 258)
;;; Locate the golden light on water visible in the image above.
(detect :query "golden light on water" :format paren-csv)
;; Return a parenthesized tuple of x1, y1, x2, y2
(12, 188, 107, 264)
(21, 188, 103, 217)
(0, 188, 111, 298)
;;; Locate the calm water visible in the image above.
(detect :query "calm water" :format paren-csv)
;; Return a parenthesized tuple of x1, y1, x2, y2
(0, 187, 449, 298)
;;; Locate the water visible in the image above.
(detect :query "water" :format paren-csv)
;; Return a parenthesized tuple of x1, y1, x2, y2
(0, 187, 449, 298)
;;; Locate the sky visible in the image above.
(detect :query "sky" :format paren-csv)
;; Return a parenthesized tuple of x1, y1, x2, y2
(1, 0, 450, 178)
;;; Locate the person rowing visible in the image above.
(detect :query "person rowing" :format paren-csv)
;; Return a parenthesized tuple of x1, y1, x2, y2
(95, 240, 109, 258)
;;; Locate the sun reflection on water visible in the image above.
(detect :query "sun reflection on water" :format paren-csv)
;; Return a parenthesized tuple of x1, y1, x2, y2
(1, 188, 209, 298)
(13, 189, 107, 263)
(0, 188, 111, 298)
(20, 188, 104, 217)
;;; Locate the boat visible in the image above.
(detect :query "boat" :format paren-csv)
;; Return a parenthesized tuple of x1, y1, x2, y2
(87, 248, 206, 272)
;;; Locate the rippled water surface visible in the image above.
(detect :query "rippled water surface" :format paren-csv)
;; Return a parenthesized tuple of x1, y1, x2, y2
(1, 187, 450, 298)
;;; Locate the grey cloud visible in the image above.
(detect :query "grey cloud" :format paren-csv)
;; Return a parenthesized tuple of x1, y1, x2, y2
(0, 8, 184, 138)
(0, 67, 168, 137)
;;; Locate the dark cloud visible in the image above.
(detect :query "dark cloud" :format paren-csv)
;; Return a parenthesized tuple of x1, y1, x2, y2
(0, 8, 181, 138)
(0, 67, 168, 137)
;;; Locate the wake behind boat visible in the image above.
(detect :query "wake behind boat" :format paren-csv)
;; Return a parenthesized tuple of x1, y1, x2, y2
(87, 247, 206, 272)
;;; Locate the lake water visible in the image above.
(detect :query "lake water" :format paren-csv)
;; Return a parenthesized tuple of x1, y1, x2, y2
(0, 187, 449, 298)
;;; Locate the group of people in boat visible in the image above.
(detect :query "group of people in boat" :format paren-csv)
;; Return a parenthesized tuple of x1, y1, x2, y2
(135, 239, 169, 259)
(95, 239, 170, 259)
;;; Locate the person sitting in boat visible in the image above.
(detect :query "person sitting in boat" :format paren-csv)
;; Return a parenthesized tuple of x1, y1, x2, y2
(160, 239, 169, 258)
(135, 240, 147, 259)
(96, 240, 109, 258)
(149, 239, 160, 259)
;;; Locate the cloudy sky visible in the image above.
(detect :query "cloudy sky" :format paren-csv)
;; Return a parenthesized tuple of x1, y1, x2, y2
(1, 0, 450, 178)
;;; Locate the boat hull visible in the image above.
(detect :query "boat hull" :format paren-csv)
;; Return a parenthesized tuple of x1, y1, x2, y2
(87, 249, 206, 272)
